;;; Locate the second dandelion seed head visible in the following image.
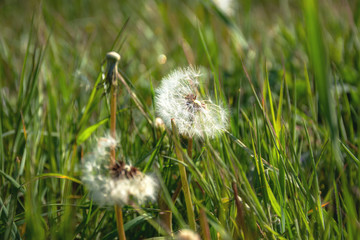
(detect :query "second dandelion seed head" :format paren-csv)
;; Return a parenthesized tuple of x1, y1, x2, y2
(82, 136, 158, 206)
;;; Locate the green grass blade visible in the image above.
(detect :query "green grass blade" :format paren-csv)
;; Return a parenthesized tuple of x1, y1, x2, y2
(77, 118, 109, 145)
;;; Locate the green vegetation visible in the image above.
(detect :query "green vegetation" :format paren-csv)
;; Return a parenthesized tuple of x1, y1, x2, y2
(1, 0, 359, 239)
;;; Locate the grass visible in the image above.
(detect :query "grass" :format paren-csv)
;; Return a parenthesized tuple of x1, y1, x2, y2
(1, 0, 360, 239)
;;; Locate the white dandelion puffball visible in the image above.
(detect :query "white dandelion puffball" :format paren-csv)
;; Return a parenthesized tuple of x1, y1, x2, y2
(176, 229, 201, 240)
(82, 136, 159, 206)
(155, 66, 228, 138)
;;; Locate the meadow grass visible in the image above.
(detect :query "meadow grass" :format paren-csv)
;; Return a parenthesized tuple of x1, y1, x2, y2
(1, 0, 360, 239)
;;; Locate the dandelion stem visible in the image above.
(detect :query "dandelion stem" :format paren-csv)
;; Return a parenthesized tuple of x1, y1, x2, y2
(159, 195, 172, 233)
(110, 85, 117, 165)
(106, 51, 126, 240)
(187, 137, 193, 158)
(171, 119, 196, 231)
(232, 181, 247, 239)
(131, 203, 169, 236)
(199, 207, 211, 240)
(115, 205, 126, 239)
(171, 180, 182, 202)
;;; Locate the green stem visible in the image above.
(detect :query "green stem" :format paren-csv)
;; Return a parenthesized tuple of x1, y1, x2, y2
(171, 119, 196, 231)
(232, 181, 248, 239)
(131, 203, 169, 236)
(159, 193, 172, 233)
(187, 137, 193, 158)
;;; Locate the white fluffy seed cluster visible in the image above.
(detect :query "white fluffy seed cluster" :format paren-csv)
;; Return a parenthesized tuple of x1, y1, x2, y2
(175, 229, 201, 240)
(82, 136, 158, 206)
(156, 66, 228, 138)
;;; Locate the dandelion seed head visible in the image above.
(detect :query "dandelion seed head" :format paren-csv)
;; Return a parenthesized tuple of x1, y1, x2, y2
(156, 66, 228, 138)
(82, 136, 159, 206)
(176, 229, 201, 240)
(157, 54, 167, 65)
(155, 117, 165, 131)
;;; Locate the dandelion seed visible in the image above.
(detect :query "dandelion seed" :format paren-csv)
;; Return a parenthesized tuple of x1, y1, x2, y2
(157, 54, 167, 65)
(175, 229, 201, 240)
(82, 136, 158, 206)
(155, 66, 228, 138)
(155, 117, 165, 131)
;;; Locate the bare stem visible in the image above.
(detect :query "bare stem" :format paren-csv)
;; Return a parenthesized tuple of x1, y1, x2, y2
(171, 119, 196, 231)
(232, 181, 247, 239)
(199, 207, 211, 240)
(171, 180, 182, 202)
(110, 85, 117, 165)
(106, 51, 126, 240)
(131, 203, 169, 236)
(115, 205, 126, 240)
(159, 194, 172, 233)
(187, 137, 193, 158)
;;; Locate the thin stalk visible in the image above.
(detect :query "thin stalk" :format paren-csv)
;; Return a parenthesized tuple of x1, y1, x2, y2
(171, 180, 182, 202)
(111, 83, 125, 240)
(110, 85, 116, 165)
(232, 181, 250, 239)
(115, 205, 125, 238)
(131, 203, 169, 236)
(171, 119, 196, 231)
(187, 137, 193, 158)
(159, 194, 172, 233)
(165, 136, 192, 223)
(106, 52, 126, 240)
(199, 207, 211, 240)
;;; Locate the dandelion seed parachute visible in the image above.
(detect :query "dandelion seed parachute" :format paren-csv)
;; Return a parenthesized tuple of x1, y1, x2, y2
(155, 66, 228, 138)
(175, 229, 201, 240)
(82, 136, 158, 206)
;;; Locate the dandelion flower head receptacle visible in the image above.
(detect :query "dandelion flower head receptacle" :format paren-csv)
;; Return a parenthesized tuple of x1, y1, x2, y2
(82, 136, 158, 206)
(156, 66, 228, 138)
